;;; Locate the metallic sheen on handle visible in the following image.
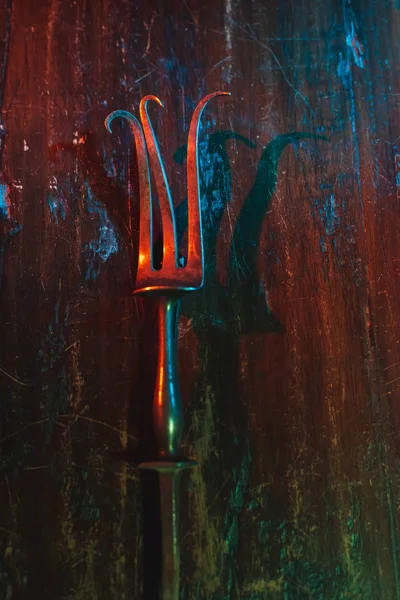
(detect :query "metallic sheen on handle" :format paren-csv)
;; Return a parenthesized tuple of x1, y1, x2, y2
(154, 297, 182, 458)
(141, 461, 195, 600)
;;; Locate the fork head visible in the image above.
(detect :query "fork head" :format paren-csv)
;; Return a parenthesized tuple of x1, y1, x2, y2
(105, 91, 230, 296)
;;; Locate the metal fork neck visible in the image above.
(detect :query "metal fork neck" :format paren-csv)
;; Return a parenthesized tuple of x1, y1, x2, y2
(153, 296, 183, 459)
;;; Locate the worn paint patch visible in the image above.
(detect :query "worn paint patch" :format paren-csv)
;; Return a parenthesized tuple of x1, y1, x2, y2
(223, 439, 252, 596)
(395, 155, 400, 198)
(59, 479, 100, 599)
(322, 194, 338, 235)
(47, 195, 67, 224)
(345, 21, 366, 68)
(338, 3, 364, 209)
(311, 190, 344, 256)
(101, 142, 118, 179)
(46, 177, 69, 224)
(0, 181, 11, 219)
(337, 52, 351, 89)
(0, 177, 22, 289)
(244, 577, 284, 594)
(189, 383, 224, 596)
(223, 0, 233, 83)
(84, 181, 119, 280)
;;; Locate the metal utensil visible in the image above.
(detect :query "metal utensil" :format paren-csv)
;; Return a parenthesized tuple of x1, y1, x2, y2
(105, 91, 230, 599)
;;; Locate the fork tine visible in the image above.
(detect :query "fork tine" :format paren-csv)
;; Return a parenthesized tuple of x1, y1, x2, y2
(186, 91, 231, 284)
(140, 95, 178, 271)
(105, 110, 153, 276)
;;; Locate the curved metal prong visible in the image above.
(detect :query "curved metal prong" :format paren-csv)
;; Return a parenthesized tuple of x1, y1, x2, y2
(186, 92, 231, 284)
(139, 96, 178, 271)
(105, 110, 153, 274)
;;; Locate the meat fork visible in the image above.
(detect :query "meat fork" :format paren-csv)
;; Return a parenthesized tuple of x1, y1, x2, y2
(105, 91, 230, 599)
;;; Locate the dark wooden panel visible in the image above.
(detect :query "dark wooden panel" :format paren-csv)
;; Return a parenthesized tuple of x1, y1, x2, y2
(0, 0, 399, 598)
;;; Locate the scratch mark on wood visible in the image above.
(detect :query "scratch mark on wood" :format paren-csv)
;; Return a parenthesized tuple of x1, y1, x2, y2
(57, 414, 138, 441)
(141, 13, 155, 59)
(134, 69, 155, 84)
(24, 465, 49, 471)
(0, 364, 30, 386)
(232, 21, 314, 113)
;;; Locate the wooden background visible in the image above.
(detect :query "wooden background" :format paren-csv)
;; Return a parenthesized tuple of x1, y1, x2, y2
(0, 0, 399, 598)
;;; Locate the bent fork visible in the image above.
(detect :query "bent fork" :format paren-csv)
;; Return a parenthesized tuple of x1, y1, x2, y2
(105, 91, 230, 600)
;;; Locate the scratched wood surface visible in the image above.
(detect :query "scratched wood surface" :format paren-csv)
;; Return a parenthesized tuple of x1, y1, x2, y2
(0, 0, 399, 598)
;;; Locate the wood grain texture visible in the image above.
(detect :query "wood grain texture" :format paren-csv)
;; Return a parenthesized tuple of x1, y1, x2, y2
(0, 0, 399, 598)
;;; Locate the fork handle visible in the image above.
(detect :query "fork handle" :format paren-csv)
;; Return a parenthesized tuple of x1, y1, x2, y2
(154, 296, 183, 458)
(140, 460, 196, 600)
